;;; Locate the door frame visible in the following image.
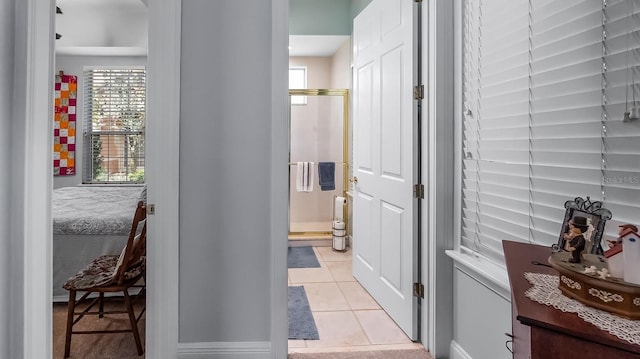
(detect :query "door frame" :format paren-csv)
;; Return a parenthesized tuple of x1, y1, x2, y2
(423, 0, 455, 357)
(25, 0, 289, 358)
(23, 1, 182, 357)
(19, 1, 55, 357)
(144, 0, 181, 357)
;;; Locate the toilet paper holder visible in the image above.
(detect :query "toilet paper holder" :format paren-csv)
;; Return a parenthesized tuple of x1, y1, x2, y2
(332, 195, 348, 252)
(332, 195, 347, 222)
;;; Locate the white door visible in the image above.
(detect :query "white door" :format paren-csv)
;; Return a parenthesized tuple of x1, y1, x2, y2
(352, 0, 417, 339)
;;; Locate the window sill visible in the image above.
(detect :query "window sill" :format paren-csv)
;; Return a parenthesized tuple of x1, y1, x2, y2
(446, 248, 511, 300)
(79, 183, 145, 187)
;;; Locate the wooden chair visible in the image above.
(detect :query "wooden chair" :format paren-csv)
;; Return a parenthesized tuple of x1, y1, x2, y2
(62, 201, 147, 358)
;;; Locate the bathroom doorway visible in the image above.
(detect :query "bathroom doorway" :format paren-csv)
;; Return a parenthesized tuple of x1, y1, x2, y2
(286, 89, 418, 353)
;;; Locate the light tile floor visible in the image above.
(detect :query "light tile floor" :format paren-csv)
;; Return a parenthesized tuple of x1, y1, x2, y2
(288, 246, 425, 354)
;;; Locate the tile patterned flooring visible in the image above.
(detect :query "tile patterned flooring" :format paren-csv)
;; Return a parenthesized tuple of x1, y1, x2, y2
(288, 246, 425, 354)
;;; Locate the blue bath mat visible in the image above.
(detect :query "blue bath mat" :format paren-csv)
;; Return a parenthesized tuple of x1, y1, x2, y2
(287, 246, 321, 268)
(288, 286, 319, 340)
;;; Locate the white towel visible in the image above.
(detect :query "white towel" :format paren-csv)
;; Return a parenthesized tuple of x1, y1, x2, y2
(296, 162, 314, 192)
(296, 162, 305, 192)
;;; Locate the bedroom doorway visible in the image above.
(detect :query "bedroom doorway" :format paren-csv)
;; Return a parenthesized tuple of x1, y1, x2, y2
(51, 1, 150, 357)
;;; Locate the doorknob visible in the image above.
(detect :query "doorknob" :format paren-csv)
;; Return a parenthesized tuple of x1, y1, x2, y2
(350, 176, 358, 184)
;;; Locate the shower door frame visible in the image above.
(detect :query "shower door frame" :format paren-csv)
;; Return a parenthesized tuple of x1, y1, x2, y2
(288, 88, 350, 238)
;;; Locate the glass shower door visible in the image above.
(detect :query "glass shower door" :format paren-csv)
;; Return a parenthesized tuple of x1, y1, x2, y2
(289, 89, 348, 238)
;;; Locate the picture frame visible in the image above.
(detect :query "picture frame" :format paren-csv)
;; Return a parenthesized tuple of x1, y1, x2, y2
(554, 196, 612, 255)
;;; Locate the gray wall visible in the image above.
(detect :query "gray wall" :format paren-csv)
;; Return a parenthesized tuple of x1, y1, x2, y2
(0, 0, 14, 357)
(9, 0, 27, 358)
(453, 268, 512, 358)
(178, 0, 274, 342)
(53, 55, 147, 189)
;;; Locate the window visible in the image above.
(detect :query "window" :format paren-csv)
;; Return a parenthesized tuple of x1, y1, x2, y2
(459, 0, 640, 266)
(83, 68, 146, 183)
(289, 66, 307, 105)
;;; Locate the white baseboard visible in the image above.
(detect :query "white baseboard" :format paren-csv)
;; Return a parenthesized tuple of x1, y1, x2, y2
(450, 340, 472, 359)
(178, 342, 271, 359)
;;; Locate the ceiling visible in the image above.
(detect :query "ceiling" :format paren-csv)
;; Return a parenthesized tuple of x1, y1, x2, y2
(55, 0, 148, 55)
(288, 35, 350, 57)
(55, 0, 349, 57)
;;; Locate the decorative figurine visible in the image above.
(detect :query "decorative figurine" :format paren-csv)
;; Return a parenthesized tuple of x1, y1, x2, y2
(607, 224, 638, 248)
(564, 216, 588, 263)
(620, 226, 640, 285)
(604, 243, 624, 278)
(604, 224, 638, 279)
(554, 196, 612, 255)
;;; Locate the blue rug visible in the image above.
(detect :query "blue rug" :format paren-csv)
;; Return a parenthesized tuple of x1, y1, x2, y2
(287, 246, 321, 268)
(288, 286, 319, 340)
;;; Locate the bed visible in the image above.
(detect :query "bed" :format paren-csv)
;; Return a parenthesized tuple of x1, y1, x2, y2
(52, 185, 146, 301)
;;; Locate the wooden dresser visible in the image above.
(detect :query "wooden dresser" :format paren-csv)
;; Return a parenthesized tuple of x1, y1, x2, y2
(503, 240, 640, 359)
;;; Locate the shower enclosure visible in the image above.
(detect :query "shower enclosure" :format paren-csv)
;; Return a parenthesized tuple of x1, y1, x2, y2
(289, 89, 349, 240)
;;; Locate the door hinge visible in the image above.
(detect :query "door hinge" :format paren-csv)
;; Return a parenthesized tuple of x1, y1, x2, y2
(413, 282, 424, 298)
(147, 204, 156, 215)
(414, 85, 424, 100)
(414, 184, 424, 199)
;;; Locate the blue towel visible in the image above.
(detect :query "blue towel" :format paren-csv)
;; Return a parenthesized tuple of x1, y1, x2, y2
(318, 162, 335, 191)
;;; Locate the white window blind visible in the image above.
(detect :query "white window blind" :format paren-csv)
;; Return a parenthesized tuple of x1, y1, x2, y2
(460, 0, 640, 265)
(601, 0, 640, 234)
(462, 0, 531, 263)
(83, 68, 146, 183)
(529, 0, 604, 245)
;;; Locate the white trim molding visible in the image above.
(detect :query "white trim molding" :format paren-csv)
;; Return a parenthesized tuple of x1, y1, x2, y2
(446, 249, 511, 300)
(20, 1, 54, 358)
(178, 342, 271, 359)
(424, 0, 455, 357)
(146, 0, 181, 357)
(270, 0, 290, 358)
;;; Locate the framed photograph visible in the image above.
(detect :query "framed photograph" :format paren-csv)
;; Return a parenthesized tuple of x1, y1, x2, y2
(554, 197, 612, 257)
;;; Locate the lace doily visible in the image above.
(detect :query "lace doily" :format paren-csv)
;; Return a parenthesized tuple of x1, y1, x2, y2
(524, 272, 640, 346)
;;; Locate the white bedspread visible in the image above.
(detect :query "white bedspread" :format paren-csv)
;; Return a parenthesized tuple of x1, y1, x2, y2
(52, 186, 145, 235)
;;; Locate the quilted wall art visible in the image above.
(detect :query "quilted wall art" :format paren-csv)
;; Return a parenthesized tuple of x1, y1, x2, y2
(54, 71, 77, 176)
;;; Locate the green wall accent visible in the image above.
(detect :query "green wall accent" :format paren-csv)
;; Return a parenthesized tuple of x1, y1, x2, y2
(350, 0, 372, 19)
(289, 0, 372, 35)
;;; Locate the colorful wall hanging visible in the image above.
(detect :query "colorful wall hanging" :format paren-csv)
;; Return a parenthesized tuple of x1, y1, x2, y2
(54, 71, 77, 176)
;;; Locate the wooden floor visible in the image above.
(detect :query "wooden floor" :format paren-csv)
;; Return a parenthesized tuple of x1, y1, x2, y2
(52, 297, 146, 359)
